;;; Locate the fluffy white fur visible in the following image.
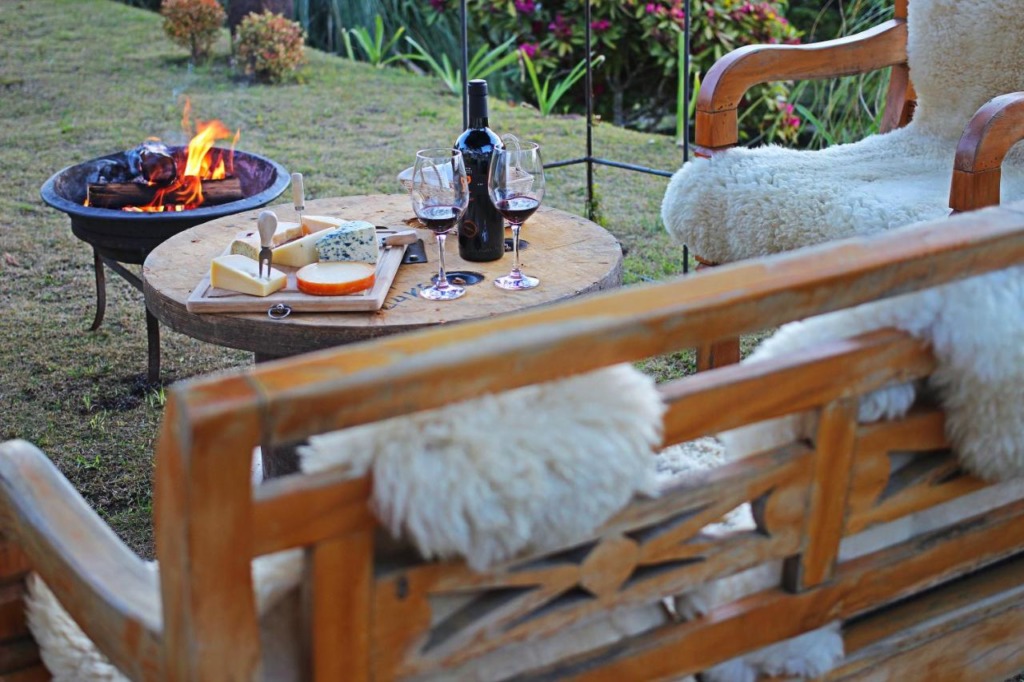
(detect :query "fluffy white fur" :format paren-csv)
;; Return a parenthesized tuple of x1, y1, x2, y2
(661, 0, 1024, 265)
(26, 550, 304, 682)
(299, 364, 665, 570)
(25, 365, 664, 679)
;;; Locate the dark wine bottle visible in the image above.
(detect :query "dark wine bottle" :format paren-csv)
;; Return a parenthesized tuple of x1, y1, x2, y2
(454, 79, 505, 262)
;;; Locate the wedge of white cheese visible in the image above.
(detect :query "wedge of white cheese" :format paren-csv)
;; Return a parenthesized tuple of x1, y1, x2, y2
(229, 221, 302, 260)
(315, 220, 378, 264)
(210, 254, 287, 297)
(271, 230, 327, 268)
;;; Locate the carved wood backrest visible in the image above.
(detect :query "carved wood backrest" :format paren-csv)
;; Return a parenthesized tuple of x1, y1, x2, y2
(148, 202, 1024, 680)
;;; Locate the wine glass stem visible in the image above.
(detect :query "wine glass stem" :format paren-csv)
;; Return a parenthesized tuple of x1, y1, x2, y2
(510, 223, 523, 278)
(435, 232, 450, 290)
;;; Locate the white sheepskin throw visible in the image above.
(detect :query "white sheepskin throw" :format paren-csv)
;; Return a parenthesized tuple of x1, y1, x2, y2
(299, 364, 664, 571)
(661, 0, 1024, 265)
(721, 253, 1024, 481)
(25, 550, 304, 682)
(24, 365, 664, 680)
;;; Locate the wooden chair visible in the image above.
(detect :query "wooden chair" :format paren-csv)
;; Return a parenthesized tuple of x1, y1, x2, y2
(667, 0, 1024, 370)
(1, 198, 1024, 679)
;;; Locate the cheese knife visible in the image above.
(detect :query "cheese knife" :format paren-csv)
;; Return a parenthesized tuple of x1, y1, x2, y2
(257, 210, 277, 280)
(291, 172, 305, 226)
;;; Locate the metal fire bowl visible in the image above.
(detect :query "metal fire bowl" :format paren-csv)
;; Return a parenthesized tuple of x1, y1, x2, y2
(40, 147, 290, 264)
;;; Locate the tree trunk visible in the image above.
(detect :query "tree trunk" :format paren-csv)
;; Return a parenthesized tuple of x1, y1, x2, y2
(228, 0, 293, 35)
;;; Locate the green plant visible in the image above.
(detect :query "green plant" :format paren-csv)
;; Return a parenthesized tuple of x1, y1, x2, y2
(521, 52, 600, 116)
(404, 36, 520, 95)
(343, 14, 411, 67)
(442, 0, 801, 140)
(786, 0, 892, 148)
(234, 10, 308, 83)
(160, 0, 226, 63)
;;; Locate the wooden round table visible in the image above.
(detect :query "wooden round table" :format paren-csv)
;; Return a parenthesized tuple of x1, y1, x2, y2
(143, 194, 623, 360)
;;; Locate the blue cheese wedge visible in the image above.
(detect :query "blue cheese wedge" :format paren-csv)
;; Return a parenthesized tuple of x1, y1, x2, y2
(229, 221, 302, 260)
(210, 254, 286, 297)
(315, 221, 379, 264)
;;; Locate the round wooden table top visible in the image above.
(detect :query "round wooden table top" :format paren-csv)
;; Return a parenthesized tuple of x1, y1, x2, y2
(143, 194, 623, 358)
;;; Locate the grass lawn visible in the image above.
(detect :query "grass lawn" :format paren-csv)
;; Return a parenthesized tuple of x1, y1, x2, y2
(0, 0, 701, 556)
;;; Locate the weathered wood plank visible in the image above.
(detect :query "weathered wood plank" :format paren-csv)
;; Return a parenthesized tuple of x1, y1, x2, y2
(177, 205, 1024, 447)
(786, 398, 858, 590)
(533, 498, 1024, 680)
(310, 532, 373, 682)
(660, 330, 933, 446)
(155, 391, 263, 680)
(252, 473, 374, 557)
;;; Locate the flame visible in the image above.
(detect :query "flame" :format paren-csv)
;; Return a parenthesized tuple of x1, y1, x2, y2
(128, 99, 240, 212)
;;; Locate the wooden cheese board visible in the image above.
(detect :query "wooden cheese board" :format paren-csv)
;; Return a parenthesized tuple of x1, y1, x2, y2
(185, 229, 409, 314)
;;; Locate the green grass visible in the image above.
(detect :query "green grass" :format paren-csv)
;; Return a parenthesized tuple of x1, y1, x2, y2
(0, 0, 692, 557)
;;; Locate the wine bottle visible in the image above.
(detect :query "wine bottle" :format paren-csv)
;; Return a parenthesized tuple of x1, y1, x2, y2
(454, 79, 505, 262)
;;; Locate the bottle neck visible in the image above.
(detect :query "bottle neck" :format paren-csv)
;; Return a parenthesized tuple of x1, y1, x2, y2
(468, 94, 489, 129)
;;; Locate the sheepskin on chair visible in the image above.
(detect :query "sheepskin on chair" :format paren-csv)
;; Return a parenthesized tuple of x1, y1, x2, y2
(661, 0, 1024, 265)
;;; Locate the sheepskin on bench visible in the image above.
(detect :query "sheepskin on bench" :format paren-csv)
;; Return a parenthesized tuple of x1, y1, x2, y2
(24, 364, 854, 681)
(661, 0, 1024, 265)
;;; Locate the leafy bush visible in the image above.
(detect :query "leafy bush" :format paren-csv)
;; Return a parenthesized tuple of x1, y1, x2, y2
(160, 0, 226, 63)
(444, 0, 802, 142)
(234, 10, 308, 83)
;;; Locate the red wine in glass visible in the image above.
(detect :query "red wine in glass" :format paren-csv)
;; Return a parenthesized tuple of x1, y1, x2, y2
(417, 204, 463, 233)
(495, 196, 540, 226)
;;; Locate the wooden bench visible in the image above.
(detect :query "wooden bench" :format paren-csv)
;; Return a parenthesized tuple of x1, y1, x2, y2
(0, 200, 1023, 680)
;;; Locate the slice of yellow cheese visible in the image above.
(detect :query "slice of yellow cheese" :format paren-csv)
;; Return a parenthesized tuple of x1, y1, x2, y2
(229, 221, 302, 260)
(301, 214, 350, 235)
(210, 254, 287, 297)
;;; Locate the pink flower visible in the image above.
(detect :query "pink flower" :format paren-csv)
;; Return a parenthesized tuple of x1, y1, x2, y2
(428, 0, 445, 11)
(549, 14, 573, 39)
(514, 0, 536, 14)
(591, 18, 611, 32)
(519, 42, 538, 58)
(645, 3, 657, 14)
(787, 116, 801, 128)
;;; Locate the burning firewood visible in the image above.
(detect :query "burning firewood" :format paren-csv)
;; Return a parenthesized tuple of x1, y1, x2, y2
(87, 176, 244, 210)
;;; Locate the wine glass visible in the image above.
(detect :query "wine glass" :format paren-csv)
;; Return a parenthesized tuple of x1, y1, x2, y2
(408, 148, 470, 301)
(488, 139, 544, 290)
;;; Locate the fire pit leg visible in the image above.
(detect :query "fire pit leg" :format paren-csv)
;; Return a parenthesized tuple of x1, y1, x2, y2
(146, 309, 160, 384)
(89, 248, 106, 331)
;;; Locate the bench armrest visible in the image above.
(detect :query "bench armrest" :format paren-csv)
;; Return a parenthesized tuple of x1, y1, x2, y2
(695, 19, 908, 153)
(0, 439, 162, 681)
(951, 92, 1024, 212)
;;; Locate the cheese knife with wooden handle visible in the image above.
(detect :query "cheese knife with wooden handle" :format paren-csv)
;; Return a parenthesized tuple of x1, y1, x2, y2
(257, 210, 277, 279)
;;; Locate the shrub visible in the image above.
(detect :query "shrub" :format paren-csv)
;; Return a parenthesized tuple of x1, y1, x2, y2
(160, 0, 226, 63)
(234, 10, 308, 83)
(442, 0, 801, 142)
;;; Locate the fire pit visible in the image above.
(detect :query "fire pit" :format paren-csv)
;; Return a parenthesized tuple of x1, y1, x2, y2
(40, 147, 289, 382)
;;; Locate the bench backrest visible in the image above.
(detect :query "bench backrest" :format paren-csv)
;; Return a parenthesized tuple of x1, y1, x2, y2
(145, 202, 1024, 679)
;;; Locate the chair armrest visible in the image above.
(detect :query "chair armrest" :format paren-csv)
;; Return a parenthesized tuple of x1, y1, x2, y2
(695, 18, 908, 153)
(0, 439, 162, 681)
(950, 92, 1024, 212)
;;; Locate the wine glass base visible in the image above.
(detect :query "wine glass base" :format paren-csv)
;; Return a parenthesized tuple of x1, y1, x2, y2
(419, 283, 466, 300)
(494, 273, 539, 290)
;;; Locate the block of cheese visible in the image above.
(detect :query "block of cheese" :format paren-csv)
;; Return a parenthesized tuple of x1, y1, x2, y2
(229, 221, 302, 260)
(315, 220, 379, 264)
(270, 229, 326, 268)
(295, 262, 375, 296)
(301, 214, 351, 235)
(210, 254, 287, 297)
